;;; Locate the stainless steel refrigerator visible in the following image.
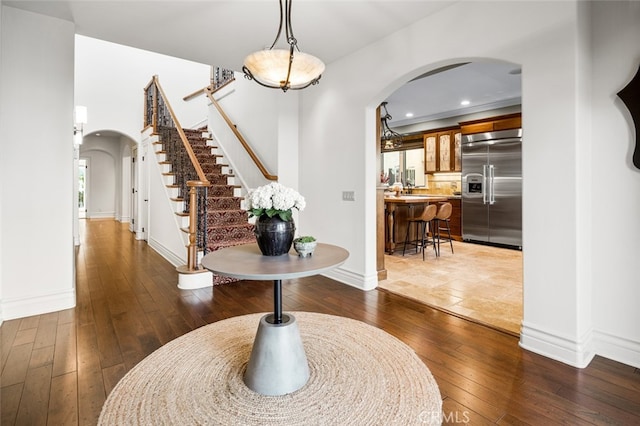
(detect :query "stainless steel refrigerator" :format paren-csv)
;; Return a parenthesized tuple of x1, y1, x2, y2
(461, 128, 522, 249)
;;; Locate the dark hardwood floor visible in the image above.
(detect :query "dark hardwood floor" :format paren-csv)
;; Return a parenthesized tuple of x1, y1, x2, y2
(2, 219, 639, 425)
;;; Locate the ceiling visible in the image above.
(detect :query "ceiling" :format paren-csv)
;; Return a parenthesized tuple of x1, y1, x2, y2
(385, 61, 522, 127)
(5, 0, 521, 126)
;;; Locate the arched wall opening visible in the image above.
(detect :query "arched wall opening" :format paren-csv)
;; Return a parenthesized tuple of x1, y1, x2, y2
(369, 57, 524, 334)
(74, 130, 137, 245)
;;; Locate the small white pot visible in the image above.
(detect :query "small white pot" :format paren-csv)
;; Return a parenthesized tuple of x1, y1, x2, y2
(294, 241, 317, 257)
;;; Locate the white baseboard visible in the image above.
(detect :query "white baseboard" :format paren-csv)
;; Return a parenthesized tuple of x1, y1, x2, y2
(520, 321, 595, 368)
(593, 330, 640, 369)
(323, 267, 376, 291)
(148, 236, 185, 268)
(1, 288, 76, 321)
(87, 212, 115, 219)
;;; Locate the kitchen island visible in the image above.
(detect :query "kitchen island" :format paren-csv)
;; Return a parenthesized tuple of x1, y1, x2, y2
(384, 195, 448, 254)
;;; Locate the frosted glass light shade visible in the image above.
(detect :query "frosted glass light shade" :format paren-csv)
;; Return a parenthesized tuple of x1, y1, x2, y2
(73, 131, 83, 145)
(244, 49, 325, 90)
(74, 105, 88, 125)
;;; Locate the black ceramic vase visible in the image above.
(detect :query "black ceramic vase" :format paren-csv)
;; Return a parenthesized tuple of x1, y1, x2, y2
(254, 215, 296, 256)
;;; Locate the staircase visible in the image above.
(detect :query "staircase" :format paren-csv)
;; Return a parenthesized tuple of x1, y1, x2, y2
(156, 127, 255, 284)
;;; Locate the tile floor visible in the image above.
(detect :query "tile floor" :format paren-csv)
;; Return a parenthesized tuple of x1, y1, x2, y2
(378, 239, 523, 335)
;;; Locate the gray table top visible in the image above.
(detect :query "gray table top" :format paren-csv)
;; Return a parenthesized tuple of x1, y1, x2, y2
(201, 243, 349, 280)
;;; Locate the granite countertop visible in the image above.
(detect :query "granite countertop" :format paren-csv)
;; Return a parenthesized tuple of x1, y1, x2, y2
(407, 193, 461, 199)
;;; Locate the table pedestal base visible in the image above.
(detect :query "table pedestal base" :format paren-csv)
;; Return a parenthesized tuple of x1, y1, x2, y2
(243, 313, 310, 396)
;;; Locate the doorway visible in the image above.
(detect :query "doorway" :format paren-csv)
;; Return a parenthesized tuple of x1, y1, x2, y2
(376, 60, 523, 335)
(78, 158, 88, 219)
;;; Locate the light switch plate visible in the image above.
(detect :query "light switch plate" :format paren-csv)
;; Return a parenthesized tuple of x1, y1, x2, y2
(342, 191, 355, 201)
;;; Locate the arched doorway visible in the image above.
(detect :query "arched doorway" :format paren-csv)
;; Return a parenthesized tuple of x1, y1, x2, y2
(376, 60, 524, 335)
(74, 130, 137, 242)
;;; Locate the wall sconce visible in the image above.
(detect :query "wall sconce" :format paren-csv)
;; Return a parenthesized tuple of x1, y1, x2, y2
(380, 102, 403, 150)
(74, 105, 87, 145)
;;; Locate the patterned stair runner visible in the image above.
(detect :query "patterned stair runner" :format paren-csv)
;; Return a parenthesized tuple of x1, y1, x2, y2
(163, 128, 255, 285)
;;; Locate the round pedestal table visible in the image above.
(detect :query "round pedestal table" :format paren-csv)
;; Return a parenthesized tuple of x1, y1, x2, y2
(201, 243, 349, 396)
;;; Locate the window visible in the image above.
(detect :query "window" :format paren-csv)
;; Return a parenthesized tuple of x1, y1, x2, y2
(381, 148, 425, 187)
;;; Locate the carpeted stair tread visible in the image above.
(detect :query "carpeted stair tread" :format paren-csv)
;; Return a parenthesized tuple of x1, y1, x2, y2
(158, 126, 255, 286)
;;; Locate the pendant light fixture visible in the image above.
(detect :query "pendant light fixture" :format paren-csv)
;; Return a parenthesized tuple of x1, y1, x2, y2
(380, 102, 403, 150)
(243, 0, 324, 92)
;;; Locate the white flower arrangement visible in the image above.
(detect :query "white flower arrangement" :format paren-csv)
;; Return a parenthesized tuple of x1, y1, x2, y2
(246, 182, 306, 221)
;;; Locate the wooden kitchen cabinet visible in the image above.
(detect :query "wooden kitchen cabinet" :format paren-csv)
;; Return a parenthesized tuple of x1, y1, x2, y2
(460, 113, 521, 135)
(453, 131, 462, 171)
(424, 128, 462, 172)
(424, 132, 437, 172)
(448, 198, 462, 240)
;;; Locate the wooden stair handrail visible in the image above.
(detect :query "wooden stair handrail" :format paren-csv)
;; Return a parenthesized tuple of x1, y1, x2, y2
(152, 76, 210, 185)
(204, 87, 278, 181)
(183, 78, 236, 102)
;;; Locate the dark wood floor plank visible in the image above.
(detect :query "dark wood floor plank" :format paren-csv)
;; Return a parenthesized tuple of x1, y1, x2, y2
(48, 372, 78, 426)
(17, 316, 39, 331)
(430, 373, 504, 422)
(76, 323, 106, 426)
(1, 383, 22, 426)
(102, 363, 126, 396)
(441, 397, 492, 425)
(15, 364, 52, 425)
(89, 296, 123, 369)
(11, 327, 37, 347)
(1, 343, 33, 388)
(52, 322, 77, 377)
(1, 319, 20, 369)
(28, 345, 54, 370)
(1, 218, 639, 425)
(33, 318, 57, 350)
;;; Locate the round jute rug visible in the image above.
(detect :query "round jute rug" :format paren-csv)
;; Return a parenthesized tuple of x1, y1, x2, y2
(99, 312, 442, 425)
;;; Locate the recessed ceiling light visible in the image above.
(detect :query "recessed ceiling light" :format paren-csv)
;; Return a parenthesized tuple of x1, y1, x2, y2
(405, 112, 414, 118)
(460, 100, 470, 106)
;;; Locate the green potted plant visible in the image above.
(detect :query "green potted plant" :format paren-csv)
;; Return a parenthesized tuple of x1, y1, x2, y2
(293, 236, 317, 257)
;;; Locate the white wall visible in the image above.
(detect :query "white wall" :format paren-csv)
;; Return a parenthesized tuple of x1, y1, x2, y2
(145, 132, 189, 268)
(590, 1, 640, 368)
(75, 35, 211, 140)
(0, 6, 76, 320)
(299, 0, 639, 368)
(0, 0, 4, 323)
(209, 74, 297, 194)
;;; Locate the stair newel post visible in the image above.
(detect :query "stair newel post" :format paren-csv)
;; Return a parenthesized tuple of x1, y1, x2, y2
(186, 181, 209, 271)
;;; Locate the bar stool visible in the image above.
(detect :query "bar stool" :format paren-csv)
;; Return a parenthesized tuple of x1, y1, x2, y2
(434, 202, 454, 256)
(402, 204, 438, 260)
